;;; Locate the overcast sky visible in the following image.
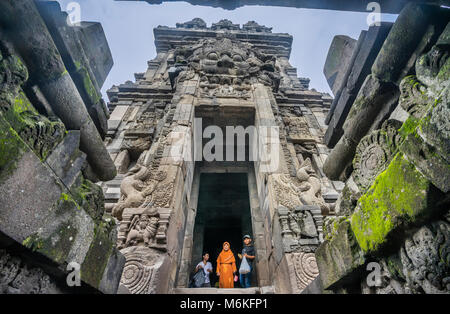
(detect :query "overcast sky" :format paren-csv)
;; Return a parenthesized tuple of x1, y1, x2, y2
(54, 0, 397, 100)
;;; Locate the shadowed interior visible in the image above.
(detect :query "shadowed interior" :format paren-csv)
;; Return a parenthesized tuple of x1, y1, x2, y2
(192, 172, 254, 287)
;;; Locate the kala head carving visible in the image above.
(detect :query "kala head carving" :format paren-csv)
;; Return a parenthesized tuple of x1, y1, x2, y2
(174, 38, 280, 91)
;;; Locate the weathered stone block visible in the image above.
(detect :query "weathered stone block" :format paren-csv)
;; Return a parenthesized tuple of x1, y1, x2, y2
(347, 23, 393, 92)
(325, 23, 393, 148)
(324, 75, 399, 180)
(80, 219, 116, 290)
(0, 115, 65, 243)
(400, 132, 450, 193)
(114, 149, 130, 174)
(371, 3, 442, 84)
(343, 75, 399, 141)
(323, 35, 357, 95)
(418, 86, 450, 164)
(45, 130, 86, 190)
(99, 248, 126, 294)
(350, 153, 444, 254)
(315, 219, 365, 290)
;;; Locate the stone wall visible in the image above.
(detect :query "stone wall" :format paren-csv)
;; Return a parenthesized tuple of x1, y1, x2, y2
(314, 3, 450, 294)
(0, 0, 124, 294)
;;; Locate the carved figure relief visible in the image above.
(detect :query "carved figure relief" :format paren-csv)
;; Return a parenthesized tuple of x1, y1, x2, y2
(118, 207, 171, 250)
(112, 157, 176, 220)
(278, 205, 322, 253)
(121, 102, 167, 160)
(0, 250, 61, 294)
(400, 220, 449, 294)
(296, 158, 329, 213)
(270, 158, 328, 213)
(283, 117, 314, 142)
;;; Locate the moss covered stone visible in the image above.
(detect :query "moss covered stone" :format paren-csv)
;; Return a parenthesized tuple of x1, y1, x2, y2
(1, 90, 66, 161)
(72, 178, 105, 223)
(73, 62, 101, 106)
(80, 220, 114, 289)
(315, 219, 365, 290)
(398, 115, 420, 139)
(0, 114, 28, 181)
(24, 193, 82, 263)
(350, 153, 440, 254)
(400, 130, 450, 192)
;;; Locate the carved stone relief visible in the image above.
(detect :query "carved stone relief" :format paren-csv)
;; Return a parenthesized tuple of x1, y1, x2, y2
(360, 218, 450, 294)
(0, 250, 62, 294)
(278, 205, 322, 253)
(283, 116, 314, 142)
(270, 158, 328, 213)
(399, 75, 432, 119)
(119, 246, 167, 294)
(173, 37, 281, 91)
(112, 160, 177, 220)
(287, 252, 320, 293)
(118, 207, 171, 250)
(400, 220, 449, 294)
(353, 120, 402, 192)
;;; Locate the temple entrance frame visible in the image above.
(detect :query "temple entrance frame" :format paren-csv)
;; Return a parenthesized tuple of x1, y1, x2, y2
(175, 162, 271, 288)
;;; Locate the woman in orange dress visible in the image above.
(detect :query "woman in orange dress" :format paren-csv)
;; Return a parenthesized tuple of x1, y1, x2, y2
(216, 242, 237, 288)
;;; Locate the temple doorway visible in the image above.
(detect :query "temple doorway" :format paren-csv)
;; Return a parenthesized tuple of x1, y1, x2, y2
(191, 172, 255, 288)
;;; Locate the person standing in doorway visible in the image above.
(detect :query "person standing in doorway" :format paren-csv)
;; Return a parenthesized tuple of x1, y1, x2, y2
(238, 235, 255, 288)
(195, 252, 213, 287)
(216, 242, 237, 288)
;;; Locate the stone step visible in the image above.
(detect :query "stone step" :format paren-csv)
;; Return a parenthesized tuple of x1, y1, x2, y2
(173, 287, 261, 294)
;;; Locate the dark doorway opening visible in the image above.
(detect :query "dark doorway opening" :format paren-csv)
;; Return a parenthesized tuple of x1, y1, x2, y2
(191, 172, 254, 288)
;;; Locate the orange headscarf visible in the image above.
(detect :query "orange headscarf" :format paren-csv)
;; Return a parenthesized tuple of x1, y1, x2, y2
(216, 242, 237, 288)
(217, 242, 235, 264)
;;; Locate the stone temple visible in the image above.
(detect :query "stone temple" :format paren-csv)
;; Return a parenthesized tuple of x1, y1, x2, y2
(0, 0, 449, 294)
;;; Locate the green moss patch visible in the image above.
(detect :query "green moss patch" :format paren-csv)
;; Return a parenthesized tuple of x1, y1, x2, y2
(80, 222, 114, 289)
(398, 115, 420, 139)
(351, 153, 434, 254)
(1, 91, 66, 161)
(73, 63, 101, 106)
(72, 178, 105, 223)
(0, 114, 28, 181)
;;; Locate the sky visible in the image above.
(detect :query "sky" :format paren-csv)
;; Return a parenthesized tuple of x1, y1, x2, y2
(54, 0, 397, 100)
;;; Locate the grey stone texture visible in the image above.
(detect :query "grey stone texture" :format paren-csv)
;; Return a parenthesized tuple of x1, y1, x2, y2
(313, 4, 450, 294)
(0, 0, 123, 294)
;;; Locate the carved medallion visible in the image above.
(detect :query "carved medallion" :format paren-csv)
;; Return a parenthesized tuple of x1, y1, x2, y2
(287, 252, 320, 293)
(353, 121, 402, 192)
